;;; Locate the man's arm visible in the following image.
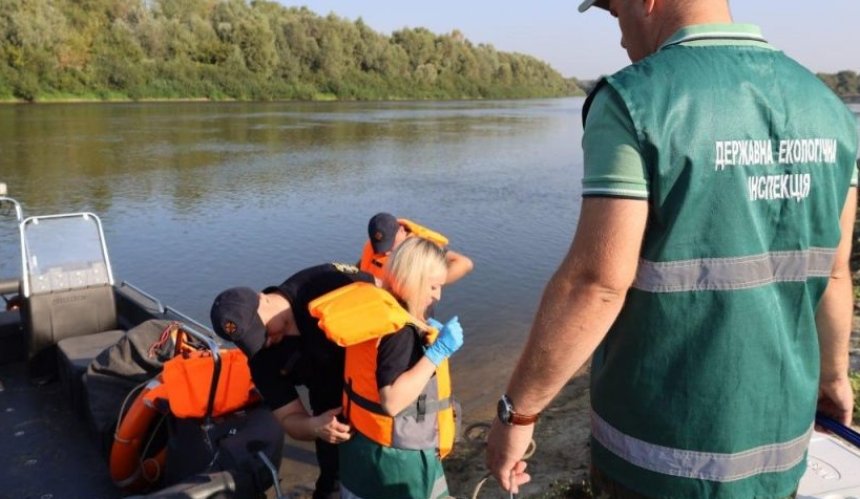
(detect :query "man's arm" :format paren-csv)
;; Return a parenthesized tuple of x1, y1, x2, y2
(816, 187, 857, 426)
(272, 399, 352, 444)
(444, 249, 474, 284)
(486, 196, 648, 492)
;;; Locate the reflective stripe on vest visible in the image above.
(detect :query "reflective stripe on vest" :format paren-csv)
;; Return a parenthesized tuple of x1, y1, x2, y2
(346, 382, 453, 420)
(591, 410, 812, 482)
(429, 473, 449, 499)
(633, 248, 836, 292)
(587, 27, 857, 496)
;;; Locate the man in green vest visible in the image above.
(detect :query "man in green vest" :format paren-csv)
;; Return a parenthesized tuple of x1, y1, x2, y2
(486, 0, 858, 497)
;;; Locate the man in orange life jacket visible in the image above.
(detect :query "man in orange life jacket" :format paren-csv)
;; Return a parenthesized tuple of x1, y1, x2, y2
(210, 263, 374, 499)
(359, 212, 474, 283)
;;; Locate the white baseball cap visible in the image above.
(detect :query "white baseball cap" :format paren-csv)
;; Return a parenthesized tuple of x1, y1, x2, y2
(578, 0, 610, 13)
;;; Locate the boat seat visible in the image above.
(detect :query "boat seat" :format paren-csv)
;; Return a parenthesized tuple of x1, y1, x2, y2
(25, 284, 120, 356)
(23, 284, 125, 411)
(58, 329, 125, 415)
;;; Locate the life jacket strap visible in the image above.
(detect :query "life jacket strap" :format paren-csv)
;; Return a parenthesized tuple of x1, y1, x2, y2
(401, 396, 451, 418)
(345, 383, 452, 418)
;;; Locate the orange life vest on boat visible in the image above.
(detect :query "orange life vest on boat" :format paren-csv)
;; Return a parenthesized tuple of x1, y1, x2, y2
(109, 348, 258, 492)
(309, 282, 457, 458)
(358, 219, 449, 280)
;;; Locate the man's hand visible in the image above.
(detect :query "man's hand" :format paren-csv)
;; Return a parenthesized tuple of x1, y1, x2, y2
(312, 408, 353, 444)
(485, 419, 533, 493)
(818, 376, 855, 426)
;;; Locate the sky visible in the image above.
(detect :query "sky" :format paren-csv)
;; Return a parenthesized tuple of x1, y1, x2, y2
(275, 1, 860, 80)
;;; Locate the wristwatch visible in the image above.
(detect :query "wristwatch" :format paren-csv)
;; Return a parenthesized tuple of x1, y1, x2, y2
(497, 394, 540, 426)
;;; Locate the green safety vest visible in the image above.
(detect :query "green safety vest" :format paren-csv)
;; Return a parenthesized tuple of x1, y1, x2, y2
(585, 35, 858, 497)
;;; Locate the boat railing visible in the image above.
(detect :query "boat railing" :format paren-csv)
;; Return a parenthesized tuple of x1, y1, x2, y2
(0, 181, 23, 222)
(118, 281, 166, 314)
(20, 212, 115, 298)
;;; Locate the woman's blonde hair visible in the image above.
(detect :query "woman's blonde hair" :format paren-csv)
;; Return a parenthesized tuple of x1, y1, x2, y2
(384, 237, 447, 318)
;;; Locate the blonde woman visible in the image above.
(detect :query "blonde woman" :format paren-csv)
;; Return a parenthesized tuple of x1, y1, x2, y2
(322, 237, 463, 498)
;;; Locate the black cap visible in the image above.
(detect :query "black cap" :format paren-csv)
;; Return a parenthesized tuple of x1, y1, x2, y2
(210, 287, 266, 358)
(368, 212, 400, 254)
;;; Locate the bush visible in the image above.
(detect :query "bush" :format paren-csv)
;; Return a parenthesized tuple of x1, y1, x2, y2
(12, 72, 41, 102)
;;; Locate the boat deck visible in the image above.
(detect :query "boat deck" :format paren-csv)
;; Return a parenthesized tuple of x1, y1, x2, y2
(0, 357, 324, 499)
(1, 362, 117, 499)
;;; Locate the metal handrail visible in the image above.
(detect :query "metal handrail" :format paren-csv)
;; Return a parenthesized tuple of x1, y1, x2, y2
(118, 281, 165, 313)
(0, 196, 23, 223)
(19, 212, 115, 297)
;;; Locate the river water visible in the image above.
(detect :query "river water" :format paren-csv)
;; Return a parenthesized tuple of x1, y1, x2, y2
(0, 98, 585, 418)
(1, 100, 858, 420)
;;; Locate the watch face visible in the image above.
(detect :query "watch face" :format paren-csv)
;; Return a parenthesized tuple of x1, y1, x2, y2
(497, 396, 512, 425)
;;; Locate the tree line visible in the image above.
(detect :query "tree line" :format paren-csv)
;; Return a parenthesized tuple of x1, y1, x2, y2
(577, 72, 860, 101)
(817, 71, 860, 100)
(0, 0, 583, 102)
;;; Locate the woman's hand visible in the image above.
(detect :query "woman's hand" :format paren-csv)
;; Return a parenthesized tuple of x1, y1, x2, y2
(424, 316, 464, 366)
(312, 407, 353, 444)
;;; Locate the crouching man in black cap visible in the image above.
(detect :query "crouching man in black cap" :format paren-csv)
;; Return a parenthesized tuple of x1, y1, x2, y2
(210, 263, 374, 499)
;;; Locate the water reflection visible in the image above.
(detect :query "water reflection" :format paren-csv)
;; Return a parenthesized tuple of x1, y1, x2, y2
(1, 99, 582, 416)
(13, 99, 854, 419)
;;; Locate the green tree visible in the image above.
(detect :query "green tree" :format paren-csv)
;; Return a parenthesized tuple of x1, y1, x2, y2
(0, 0, 583, 102)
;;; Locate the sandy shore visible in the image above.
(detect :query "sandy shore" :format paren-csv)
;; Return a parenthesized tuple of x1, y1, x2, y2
(444, 372, 593, 498)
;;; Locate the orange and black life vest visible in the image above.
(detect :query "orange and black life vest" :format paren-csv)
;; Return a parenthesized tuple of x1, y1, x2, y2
(109, 348, 258, 492)
(309, 282, 457, 457)
(358, 219, 449, 280)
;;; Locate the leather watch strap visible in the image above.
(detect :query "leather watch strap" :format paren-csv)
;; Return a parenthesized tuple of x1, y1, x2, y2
(509, 411, 540, 425)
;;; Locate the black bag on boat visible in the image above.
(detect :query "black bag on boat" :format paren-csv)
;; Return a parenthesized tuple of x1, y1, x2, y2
(84, 319, 175, 435)
(162, 406, 283, 495)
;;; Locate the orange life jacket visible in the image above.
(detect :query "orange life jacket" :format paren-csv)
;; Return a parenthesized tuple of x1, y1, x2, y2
(358, 219, 449, 280)
(109, 348, 258, 492)
(148, 348, 258, 419)
(309, 282, 457, 457)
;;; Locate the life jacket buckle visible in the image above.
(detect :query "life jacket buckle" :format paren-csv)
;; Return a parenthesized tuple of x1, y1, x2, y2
(416, 394, 427, 422)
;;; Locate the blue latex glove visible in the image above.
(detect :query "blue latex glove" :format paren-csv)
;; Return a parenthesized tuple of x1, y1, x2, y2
(424, 316, 464, 366)
(427, 318, 444, 330)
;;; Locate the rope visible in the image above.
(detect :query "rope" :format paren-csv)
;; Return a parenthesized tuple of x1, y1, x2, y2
(139, 413, 167, 482)
(148, 321, 181, 359)
(114, 379, 150, 442)
(466, 422, 536, 499)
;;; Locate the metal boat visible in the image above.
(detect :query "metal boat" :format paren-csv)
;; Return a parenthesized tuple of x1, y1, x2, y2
(0, 183, 285, 498)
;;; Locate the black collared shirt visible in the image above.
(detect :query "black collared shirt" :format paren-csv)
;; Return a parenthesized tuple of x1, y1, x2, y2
(251, 263, 373, 413)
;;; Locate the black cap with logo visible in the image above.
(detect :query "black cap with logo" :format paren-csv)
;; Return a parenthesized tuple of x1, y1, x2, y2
(367, 212, 400, 254)
(210, 287, 267, 358)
